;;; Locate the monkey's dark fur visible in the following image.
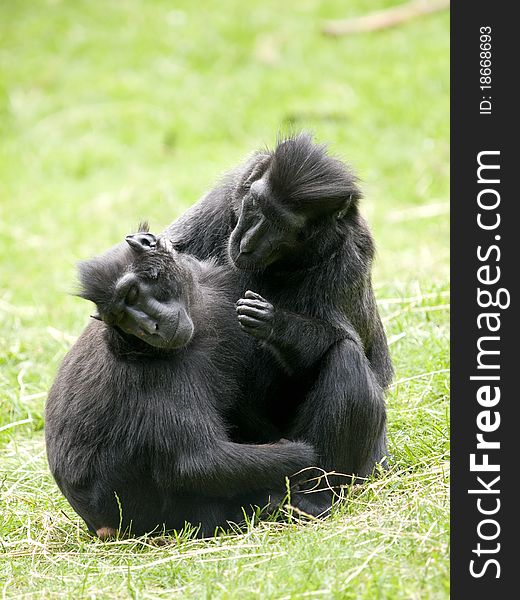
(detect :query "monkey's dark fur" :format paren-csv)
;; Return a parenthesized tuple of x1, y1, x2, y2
(166, 133, 393, 511)
(45, 231, 317, 538)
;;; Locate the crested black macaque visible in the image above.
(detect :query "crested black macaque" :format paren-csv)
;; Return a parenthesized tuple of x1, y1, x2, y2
(166, 133, 393, 513)
(45, 228, 317, 538)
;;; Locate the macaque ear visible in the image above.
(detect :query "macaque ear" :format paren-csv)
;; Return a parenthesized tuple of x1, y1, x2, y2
(125, 233, 157, 252)
(334, 193, 357, 219)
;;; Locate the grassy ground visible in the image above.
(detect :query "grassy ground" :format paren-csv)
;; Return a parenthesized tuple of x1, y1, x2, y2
(0, 1, 449, 598)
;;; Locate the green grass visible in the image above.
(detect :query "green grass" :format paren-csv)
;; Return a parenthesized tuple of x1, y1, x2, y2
(0, 1, 449, 597)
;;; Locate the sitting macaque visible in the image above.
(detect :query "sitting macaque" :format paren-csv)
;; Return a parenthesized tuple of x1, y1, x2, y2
(45, 226, 316, 538)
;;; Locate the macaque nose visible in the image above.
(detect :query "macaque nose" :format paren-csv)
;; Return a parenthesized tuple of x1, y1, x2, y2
(140, 319, 159, 335)
(239, 220, 264, 254)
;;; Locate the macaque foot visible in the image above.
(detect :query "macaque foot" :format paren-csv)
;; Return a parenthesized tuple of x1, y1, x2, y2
(96, 526, 117, 541)
(288, 489, 335, 518)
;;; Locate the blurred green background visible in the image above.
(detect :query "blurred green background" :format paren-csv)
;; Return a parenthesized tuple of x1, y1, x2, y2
(0, 1, 449, 597)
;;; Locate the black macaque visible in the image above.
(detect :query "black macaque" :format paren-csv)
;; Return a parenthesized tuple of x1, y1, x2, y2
(165, 133, 393, 514)
(45, 228, 317, 538)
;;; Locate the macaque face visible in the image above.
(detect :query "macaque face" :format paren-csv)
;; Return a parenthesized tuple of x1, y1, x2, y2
(104, 270, 194, 350)
(80, 232, 195, 350)
(228, 177, 307, 271)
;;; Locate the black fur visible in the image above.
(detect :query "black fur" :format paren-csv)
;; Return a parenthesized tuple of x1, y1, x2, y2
(165, 133, 393, 511)
(268, 135, 361, 211)
(45, 234, 317, 537)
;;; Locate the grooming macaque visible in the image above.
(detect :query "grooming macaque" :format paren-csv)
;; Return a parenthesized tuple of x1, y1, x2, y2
(167, 134, 393, 513)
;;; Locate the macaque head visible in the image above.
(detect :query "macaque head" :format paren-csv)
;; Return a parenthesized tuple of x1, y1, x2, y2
(78, 225, 195, 350)
(228, 133, 361, 271)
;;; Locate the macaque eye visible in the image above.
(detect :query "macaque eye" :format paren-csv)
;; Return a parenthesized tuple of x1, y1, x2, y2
(125, 285, 139, 306)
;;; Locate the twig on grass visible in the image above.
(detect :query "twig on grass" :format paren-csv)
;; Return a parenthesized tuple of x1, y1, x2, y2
(323, 0, 450, 36)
